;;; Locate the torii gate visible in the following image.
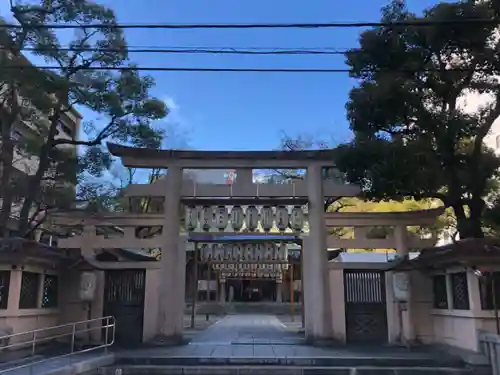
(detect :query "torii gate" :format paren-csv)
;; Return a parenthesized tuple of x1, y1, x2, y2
(50, 143, 443, 345)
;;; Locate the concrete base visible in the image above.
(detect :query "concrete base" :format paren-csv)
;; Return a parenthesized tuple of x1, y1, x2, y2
(5, 353, 115, 375)
(99, 365, 474, 375)
(115, 354, 466, 368)
(432, 343, 490, 366)
(304, 337, 343, 347)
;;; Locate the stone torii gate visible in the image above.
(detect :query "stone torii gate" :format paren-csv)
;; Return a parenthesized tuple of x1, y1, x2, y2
(51, 143, 443, 345)
(107, 143, 359, 343)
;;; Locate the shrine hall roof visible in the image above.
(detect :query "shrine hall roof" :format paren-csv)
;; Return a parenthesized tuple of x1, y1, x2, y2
(390, 237, 500, 270)
(107, 143, 338, 161)
(0, 237, 75, 262)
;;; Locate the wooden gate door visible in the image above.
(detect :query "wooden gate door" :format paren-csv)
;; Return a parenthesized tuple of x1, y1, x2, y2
(344, 270, 388, 344)
(103, 270, 146, 347)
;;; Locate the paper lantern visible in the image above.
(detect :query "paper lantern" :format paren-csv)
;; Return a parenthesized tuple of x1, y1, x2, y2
(290, 206, 304, 231)
(246, 206, 259, 231)
(230, 206, 244, 230)
(215, 205, 228, 231)
(185, 206, 198, 231)
(276, 206, 289, 231)
(260, 206, 274, 232)
(200, 206, 213, 232)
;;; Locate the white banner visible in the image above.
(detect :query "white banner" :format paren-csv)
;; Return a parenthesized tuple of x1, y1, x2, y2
(197, 280, 217, 291)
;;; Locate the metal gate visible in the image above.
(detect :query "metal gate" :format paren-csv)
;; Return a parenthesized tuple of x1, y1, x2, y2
(344, 270, 388, 344)
(103, 270, 145, 347)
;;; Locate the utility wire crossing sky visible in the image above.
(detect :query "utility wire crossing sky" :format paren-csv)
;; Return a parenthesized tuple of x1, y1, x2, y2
(1, 18, 499, 29)
(1, 65, 497, 74)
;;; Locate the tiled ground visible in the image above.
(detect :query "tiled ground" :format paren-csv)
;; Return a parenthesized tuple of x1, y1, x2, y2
(0, 314, 467, 373)
(117, 315, 449, 365)
(191, 314, 300, 344)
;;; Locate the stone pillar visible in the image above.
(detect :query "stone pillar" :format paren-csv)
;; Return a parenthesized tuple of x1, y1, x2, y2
(394, 225, 414, 345)
(303, 164, 332, 342)
(276, 281, 282, 303)
(394, 225, 409, 258)
(157, 167, 185, 342)
(219, 281, 226, 303)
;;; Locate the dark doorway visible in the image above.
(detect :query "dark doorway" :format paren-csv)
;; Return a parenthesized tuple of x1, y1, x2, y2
(103, 269, 145, 347)
(227, 279, 276, 302)
(344, 270, 388, 344)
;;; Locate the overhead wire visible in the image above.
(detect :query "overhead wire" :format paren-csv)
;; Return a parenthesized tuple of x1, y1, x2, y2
(4, 44, 473, 56)
(1, 65, 493, 74)
(8, 46, 351, 55)
(0, 18, 499, 30)
(1, 18, 494, 74)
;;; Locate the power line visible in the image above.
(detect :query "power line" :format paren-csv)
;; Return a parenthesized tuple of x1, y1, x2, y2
(124, 45, 353, 51)
(12, 46, 349, 55)
(1, 19, 498, 30)
(8, 45, 475, 56)
(3, 65, 354, 73)
(2, 65, 495, 74)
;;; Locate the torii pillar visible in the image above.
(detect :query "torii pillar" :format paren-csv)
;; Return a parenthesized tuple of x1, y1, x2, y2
(157, 167, 187, 342)
(303, 164, 333, 343)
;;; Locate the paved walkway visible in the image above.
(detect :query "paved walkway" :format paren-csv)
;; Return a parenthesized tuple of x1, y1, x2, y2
(0, 315, 468, 372)
(191, 314, 301, 345)
(116, 314, 461, 367)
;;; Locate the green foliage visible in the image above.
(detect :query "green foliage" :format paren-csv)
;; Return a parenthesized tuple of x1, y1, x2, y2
(335, 0, 500, 238)
(0, 0, 169, 237)
(327, 197, 453, 248)
(77, 182, 123, 213)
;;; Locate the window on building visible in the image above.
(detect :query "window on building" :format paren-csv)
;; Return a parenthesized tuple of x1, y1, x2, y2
(451, 272, 470, 310)
(19, 272, 40, 309)
(0, 271, 11, 310)
(496, 135, 500, 149)
(57, 120, 73, 138)
(42, 274, 58, 308)
(478, 272, 500, 310)
(433, 274, 448, 309)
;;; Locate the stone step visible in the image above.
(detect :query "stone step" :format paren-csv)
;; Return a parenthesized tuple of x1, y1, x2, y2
(98, 365, 476, 375)
(115, 355, 466, 368)
(0, 354, 45, 372)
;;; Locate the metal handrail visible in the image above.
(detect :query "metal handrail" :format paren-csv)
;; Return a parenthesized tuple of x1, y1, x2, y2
(0, 315, 115, 374)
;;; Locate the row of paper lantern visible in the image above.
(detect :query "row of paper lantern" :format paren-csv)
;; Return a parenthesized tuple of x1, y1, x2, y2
(220, 271, 283, 278)
(185, 205, 305, 232)
(212, 263, 286, 271)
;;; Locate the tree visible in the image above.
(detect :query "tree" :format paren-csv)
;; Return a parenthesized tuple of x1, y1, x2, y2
(0, 19, 57, 234)
(0, 0, 168, 237)
(335, 0, 500, 239)
(262, 133, 342, 211)
(329, 197, 453, 242)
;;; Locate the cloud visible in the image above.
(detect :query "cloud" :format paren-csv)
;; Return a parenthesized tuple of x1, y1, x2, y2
(162, 96, 184, 123)
(160, 95, 192, 149)
(164, 97, 179, 112)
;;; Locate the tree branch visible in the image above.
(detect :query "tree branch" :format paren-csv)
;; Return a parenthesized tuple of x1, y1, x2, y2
(53, 115, 118, 147)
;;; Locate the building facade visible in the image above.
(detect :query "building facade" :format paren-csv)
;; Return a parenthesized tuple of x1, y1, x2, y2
(0, 52, 82, 236)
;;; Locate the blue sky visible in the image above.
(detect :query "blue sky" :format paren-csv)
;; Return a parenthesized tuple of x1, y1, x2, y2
(2, 0, 440, 152)
(100, 0, 439, 151)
